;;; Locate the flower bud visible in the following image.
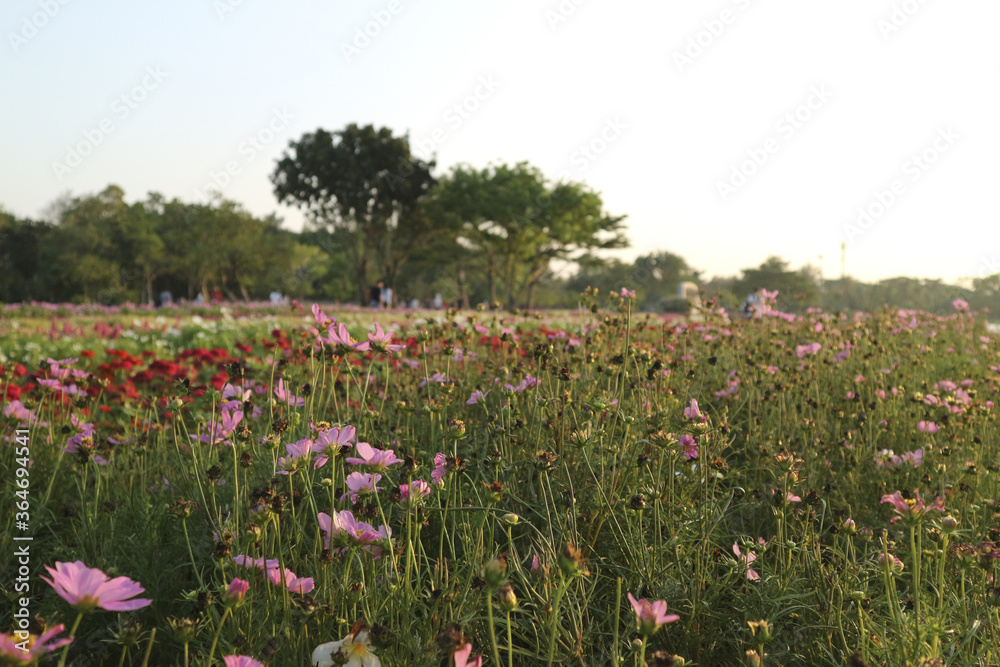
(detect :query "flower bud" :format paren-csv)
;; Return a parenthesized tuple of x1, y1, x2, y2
(747, 620, 772, 643)
(168, 617, 200, 643)
(224, 577, 249, 606)
(448, 419, 466, 438)
(940, 515, 959, 533)
(501, 513, 520, 526)
(497, 584, 518, 612)
(483, 556, 508, 590)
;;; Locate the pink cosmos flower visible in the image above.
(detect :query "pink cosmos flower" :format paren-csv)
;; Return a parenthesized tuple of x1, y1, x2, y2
(312, 303, 333, 330)
(878, 552, 904, 573)
(323, 322, 371, 353)
(901, 450, 923, 468)
(277, 438, 315, 475)
(626, 592, 680, 635)
(399, 479, 431, 509)
(679, 434, 699, 460)
(41, 561, 152, 612)
(917, 421, 939, 433)
(266, 567, 315, 594)
(222, 382, 252, 403)
(683, 398, 704, 422)
(345, 442, 403, 470)
(233, 555, 280, 570)
(503, 375, 538, 393)
(317, 510, 392, 557)
(38, 378, 83, 396)
(368, 323, 405, 353)
(420, 372, 454, 387)
(881, 489, 945, 523)
(274, 378, 305, 408)
(4, 399, 44, 426)
(225, 578, 249, 605)
(453, 643, 484, 667)
(431, 452, 449, 486)
(466, 389, 490, 405)
(620, 287, 636, 298)
(0, 624, 73, 663)
(61, 420, 109, 465)
(952, 298, 969, 311)
(733, 540, 766, 581)
(340, 472, 383, 503)
(224, 657, 265, 667)
(795, 343, 821, 358)
(313, 424, 357, 468)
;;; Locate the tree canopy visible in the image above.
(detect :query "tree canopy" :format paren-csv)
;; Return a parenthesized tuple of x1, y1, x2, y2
(271, 124, 436, 304)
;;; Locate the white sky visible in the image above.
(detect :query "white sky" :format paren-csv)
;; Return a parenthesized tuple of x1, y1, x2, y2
(2, 0, 998, 285)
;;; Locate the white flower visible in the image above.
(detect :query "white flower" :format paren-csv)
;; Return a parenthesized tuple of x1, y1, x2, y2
(313, 630, 381, 667)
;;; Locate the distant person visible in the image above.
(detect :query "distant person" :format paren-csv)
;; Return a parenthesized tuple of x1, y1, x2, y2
(433, 292, 443, 309)
(381, 284, 393, 309)
(269, 291, 284, 305)
(410, 297, 419, 309)
(370, 282, 383, 309)
(159, 290, 173, 307)
(211, 288, 223, 303)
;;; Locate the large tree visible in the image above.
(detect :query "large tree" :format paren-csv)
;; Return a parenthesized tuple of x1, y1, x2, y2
(433, 162, 628, 308)
(270, 124, 436, 304)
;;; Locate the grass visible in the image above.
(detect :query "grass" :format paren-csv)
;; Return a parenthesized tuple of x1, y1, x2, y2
(1, 293, 999, 666)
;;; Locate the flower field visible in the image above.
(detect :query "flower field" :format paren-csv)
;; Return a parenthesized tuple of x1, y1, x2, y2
(2, 293, 999, 666)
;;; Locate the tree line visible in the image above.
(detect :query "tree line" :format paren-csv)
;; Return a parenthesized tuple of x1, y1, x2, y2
(2, 123, 998, 315)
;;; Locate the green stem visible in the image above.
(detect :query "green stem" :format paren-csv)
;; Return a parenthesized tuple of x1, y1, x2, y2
(546, 576, 572, 667)
(613, 577, 622, 667)
(206, 606, 232, 666)
(182, 518, 204, 587)
(507, 610, 514, 667)
(487, 593, 503, 667)
(139, 629, 156, 667)
(57, 611, 85, 667)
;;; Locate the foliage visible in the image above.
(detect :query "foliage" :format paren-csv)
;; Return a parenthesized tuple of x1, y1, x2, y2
(271, 124, 436, 304)
(2, 299, 999, 666)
